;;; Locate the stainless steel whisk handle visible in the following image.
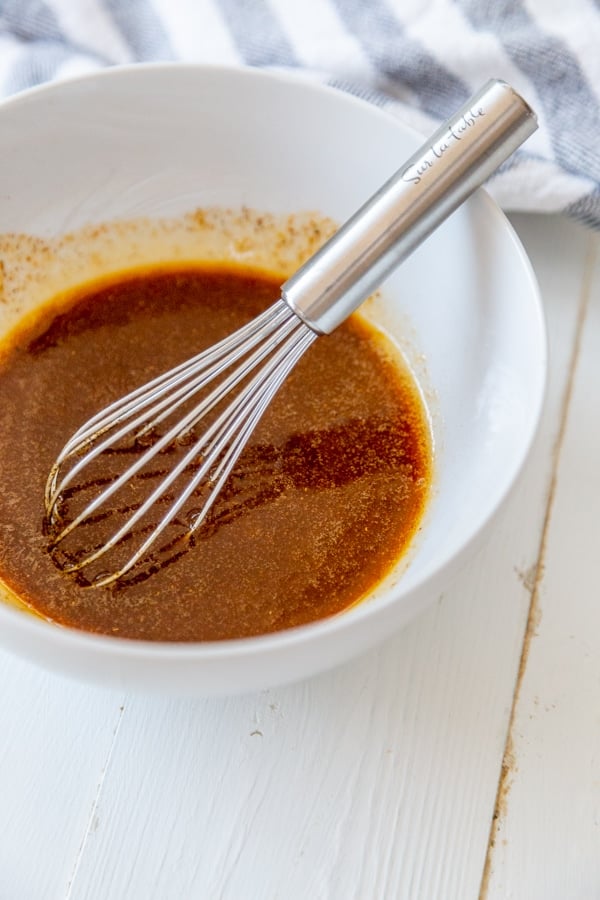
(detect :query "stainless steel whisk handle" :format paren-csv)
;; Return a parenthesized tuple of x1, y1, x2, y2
(282, 79, 537, 334)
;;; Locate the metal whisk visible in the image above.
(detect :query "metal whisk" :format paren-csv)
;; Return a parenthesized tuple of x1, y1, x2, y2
(45, 80, 537, 587)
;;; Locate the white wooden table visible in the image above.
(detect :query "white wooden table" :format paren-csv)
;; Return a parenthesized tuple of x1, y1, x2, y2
(0, 212, 598, 900)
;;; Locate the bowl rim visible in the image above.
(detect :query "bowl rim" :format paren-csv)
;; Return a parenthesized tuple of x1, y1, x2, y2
(0, 61, 547, 664)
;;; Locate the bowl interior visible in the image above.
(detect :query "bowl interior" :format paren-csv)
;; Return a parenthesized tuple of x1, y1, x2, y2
(0, 65, 545, 692)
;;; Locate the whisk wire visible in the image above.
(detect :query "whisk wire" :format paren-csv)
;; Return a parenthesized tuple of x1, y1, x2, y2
(94, 321, 315, 586)
(50, 304, 300, 543)
(46, 300, 295, 516)
(64, 298, 291, 454)
(50, 303, 316, 585)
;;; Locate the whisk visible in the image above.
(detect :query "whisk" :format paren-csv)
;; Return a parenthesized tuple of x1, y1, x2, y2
(45, 80, 537, 587)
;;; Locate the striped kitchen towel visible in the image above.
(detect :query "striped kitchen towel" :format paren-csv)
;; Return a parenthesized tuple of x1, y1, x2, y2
(0, 0, 599, 228)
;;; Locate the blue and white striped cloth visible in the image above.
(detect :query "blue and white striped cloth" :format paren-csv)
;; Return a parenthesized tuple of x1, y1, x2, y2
(1, 0, 599, 228)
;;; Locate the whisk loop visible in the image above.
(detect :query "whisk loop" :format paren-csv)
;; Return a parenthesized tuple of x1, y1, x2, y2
(44, 80, 537, 586)
(46, 299, 316, 586)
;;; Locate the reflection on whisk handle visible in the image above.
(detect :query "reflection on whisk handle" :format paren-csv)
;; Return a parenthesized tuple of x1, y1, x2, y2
(282, 79, 537, 335)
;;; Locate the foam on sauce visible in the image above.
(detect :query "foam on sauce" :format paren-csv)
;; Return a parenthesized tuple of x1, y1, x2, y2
(0, 210, 432, 641)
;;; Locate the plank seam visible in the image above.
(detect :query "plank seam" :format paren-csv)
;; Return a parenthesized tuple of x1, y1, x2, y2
(479, 232, 599, 899)
(64, 701, 127, 899)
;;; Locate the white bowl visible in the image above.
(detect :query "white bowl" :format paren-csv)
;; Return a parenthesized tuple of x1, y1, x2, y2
(0, 64, 545, 694)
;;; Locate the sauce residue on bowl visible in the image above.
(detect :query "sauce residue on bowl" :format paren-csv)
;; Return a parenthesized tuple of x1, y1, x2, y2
(0, 211, 432, 641)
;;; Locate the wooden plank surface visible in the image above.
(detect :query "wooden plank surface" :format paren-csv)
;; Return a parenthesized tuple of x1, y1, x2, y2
(485, 230, 600, 898)
(0, 213, 592, 899)
(0, 656, 123, 899)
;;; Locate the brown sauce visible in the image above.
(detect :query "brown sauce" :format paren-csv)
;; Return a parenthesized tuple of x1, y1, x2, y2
(0, 265, 431, 641)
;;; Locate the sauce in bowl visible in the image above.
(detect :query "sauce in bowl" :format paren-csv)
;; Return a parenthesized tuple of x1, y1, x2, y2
(0, 218, 432, 641)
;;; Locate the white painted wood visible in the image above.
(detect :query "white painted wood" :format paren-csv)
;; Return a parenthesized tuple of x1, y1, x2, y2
(0, 651, 124, 900)
(60, 215, 587, 900)
(485, 232, 600, 898)
(0, 214, 591, 900)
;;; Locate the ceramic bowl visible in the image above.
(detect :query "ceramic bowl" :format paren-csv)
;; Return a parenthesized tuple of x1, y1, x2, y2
(0, 64, 545, 694)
